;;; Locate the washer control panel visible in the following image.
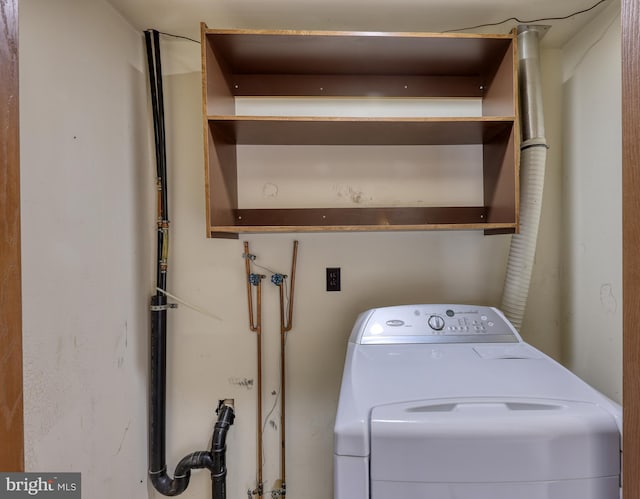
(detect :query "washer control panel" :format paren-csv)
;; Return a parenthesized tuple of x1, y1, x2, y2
(354, 305, 520, 345)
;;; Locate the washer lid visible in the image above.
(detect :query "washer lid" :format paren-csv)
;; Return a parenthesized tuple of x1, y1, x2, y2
(370, 398, 620, 483)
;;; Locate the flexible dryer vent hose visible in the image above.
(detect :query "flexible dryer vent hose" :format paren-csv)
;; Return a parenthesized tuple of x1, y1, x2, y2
(501, 25, 550, 331)
(501, 143, 548, 330)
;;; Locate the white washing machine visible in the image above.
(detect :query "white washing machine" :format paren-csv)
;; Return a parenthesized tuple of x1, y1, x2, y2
(334, 305, 621, 499)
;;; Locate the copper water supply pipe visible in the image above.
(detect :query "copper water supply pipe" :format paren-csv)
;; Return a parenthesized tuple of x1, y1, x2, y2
(285, 241, 298, 333)
(244, 241, 264, 499)
(255, 279, 263, 499)
(278, 241, 298, 493)
(244, 241, 258, 333)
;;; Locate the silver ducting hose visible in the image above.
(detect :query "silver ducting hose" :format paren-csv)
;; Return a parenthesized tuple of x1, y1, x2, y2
(501, 26, 550, 332)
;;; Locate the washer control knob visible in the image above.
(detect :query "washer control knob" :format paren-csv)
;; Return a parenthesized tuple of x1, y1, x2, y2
(428, 315, 445, 331)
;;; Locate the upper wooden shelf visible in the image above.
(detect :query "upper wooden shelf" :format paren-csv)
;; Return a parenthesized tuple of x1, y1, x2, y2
(204, 29, 512, 95)
(203, 28, 516, 104)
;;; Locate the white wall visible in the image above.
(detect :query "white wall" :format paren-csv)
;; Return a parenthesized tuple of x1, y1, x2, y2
(20, 0, 152, 497)
(561, 1, 622, 403)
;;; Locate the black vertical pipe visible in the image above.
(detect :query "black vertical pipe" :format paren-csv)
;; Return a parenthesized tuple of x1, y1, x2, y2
(144, 31, 161, 181)
(152, 30, 169, 221)
(145, 28, 235, 498)
(211, 402, 235, 499)
(145, 30, 166, 295)
(149, 294, 169, 482)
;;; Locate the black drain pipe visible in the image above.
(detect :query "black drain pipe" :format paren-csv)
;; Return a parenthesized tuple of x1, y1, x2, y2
(211, 401, 236, 499)
(145, 29, 235, 497)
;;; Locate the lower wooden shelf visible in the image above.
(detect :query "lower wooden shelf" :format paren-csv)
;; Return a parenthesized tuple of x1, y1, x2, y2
(208, 206, 518, 236)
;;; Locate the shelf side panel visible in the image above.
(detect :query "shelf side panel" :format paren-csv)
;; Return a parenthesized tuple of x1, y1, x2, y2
(482, 35, 516, 117)
(483, 125, 519, 226)
(207, 124, 239, 233)
(204, 30, 235, 116)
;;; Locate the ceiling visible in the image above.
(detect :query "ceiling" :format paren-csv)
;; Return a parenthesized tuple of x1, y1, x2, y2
(106, 0, 615, 48)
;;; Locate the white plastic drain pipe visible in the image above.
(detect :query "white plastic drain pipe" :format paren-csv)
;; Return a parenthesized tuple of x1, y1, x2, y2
(500, 25, 550, 331)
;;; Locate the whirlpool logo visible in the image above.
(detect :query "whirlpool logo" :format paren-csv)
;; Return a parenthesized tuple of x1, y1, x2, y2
(0, 474, 80, 498)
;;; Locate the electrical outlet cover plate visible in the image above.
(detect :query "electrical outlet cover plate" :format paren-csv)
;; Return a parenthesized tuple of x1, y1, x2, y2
(327, 267, 341, 291)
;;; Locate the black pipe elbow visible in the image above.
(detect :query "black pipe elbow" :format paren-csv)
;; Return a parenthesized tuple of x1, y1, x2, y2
(150, 452, 215, 496)
(149, 469, 188, 497)
(149, 404, 235, 497)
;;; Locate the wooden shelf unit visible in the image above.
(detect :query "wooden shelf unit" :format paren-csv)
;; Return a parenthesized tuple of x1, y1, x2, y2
(200, 25, 520, 238)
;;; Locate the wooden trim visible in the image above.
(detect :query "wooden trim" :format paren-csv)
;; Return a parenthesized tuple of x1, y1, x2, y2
(211, 223, 517, 235)
(622, 0, 640, 497)
(0, 0, 24, 472)
(203, 27, 515, 39)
